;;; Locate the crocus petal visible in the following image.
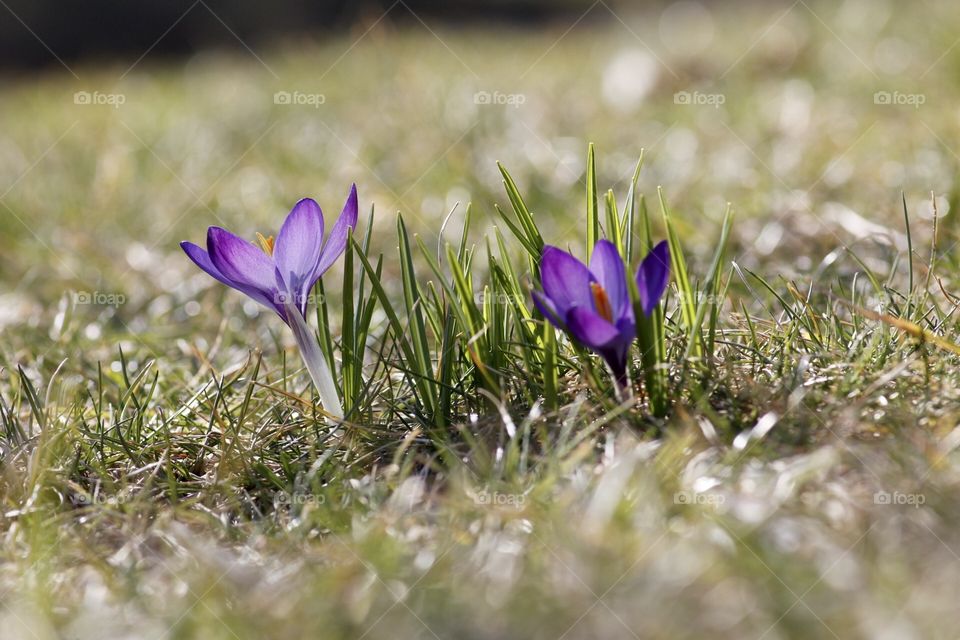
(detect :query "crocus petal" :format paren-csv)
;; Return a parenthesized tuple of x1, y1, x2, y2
(540, 245, 594, 316)
(565, 306, 622, 351)
(532, 290, 564, 329)
(314, 184, 359, 279)
(206, 226, 285, 318)
(615, 314, 636, 343)
(274, 197, 324, 314)
(589, 239, 629, 318)
(636, 240, 671, 316)
(181, 241, 233, 288)
(182, 239, 284, 319)
(567, 306, 632, 384)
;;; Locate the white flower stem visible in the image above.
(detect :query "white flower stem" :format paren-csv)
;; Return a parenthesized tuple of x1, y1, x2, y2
(610, 367, 631, 404)
(284, 301, 343, 420)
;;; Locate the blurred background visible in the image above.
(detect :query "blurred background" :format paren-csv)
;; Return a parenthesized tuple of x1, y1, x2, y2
(0, 0, 956, 347)
(0, 0, 613, 68)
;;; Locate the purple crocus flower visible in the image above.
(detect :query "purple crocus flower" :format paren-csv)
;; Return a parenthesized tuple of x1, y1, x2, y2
(532, 239, 670, 388)
(181, 185, 358, 323)
(180, 185, 358, 418)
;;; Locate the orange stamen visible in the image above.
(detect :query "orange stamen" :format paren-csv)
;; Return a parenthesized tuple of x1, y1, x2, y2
(590, 282, 613, 322)
(256, 233, 275, 256)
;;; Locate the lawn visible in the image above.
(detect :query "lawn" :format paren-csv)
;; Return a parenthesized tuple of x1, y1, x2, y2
(3, 1, 960, 638)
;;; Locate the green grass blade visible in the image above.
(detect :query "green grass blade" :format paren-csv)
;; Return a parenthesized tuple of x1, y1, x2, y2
(397, 214, 438, 420)
(604, 189, 621, 252)
(658, 187, 700, 357)
(586, 142, 599, 259)
(622, 152, 644, 264)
